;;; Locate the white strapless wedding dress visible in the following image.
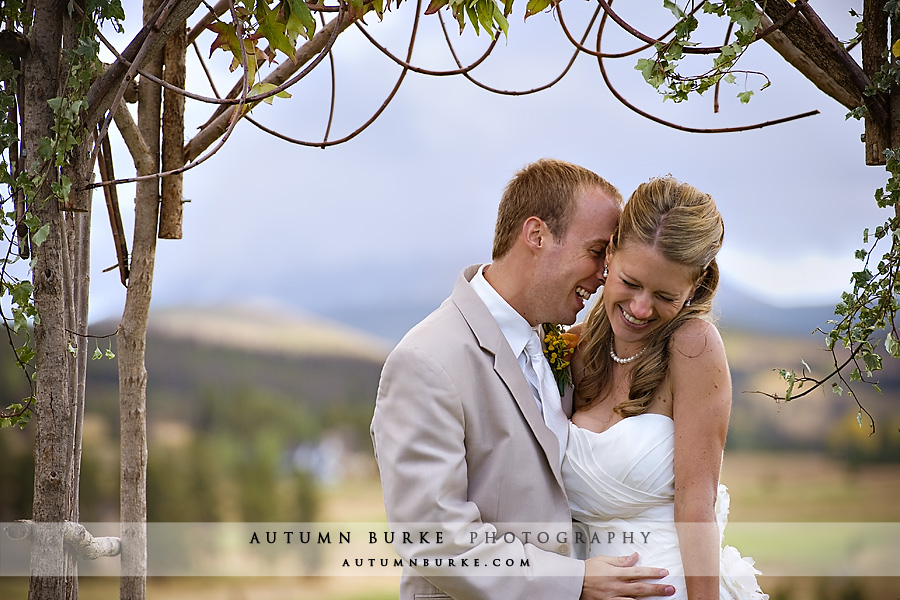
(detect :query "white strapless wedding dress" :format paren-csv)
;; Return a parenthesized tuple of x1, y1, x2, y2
(562, 413, 768, 600)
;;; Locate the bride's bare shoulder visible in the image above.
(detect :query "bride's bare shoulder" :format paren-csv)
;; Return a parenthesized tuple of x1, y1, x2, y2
(670, 318, 725, 363)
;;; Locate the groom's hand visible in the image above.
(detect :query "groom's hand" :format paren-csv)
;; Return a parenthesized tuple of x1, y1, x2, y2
(581, 553, 675, 599)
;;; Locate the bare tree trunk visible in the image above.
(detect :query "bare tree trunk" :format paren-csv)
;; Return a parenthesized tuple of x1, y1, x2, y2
(24, 0, 71, 596)
(58, 7, 96, 595)
(118, 1, 163, 597)
(61, 133, 94, 600)
(23, 1, 73, 599)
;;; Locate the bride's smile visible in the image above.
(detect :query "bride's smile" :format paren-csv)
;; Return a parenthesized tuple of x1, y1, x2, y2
(603, 241, 697, 354)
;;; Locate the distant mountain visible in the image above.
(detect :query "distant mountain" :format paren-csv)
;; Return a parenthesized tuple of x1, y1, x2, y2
(310, 281, 840, 344)
(143, 302, 392, 363)
(80, 303, 392, 445)
(713, 281, 838, 338)
(318, 300, 440, 345)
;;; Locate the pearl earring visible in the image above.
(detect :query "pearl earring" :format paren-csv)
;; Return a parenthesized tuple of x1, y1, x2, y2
(603, 265, 608, 278)
(685, 297, 693, 307)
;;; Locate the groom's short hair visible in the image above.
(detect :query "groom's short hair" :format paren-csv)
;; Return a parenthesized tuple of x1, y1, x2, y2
(492, 158, 621, 260)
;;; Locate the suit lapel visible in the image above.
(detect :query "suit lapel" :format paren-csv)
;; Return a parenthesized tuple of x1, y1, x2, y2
(451, 266, 566, 484)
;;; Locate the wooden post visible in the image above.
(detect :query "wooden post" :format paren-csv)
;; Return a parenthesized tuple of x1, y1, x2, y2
(864, 0, 890, 164)
(890, 8, 900, 150)
(160, 24, 186, 240)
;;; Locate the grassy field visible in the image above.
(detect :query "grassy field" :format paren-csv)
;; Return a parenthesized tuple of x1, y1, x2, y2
(720, 452, 899, 600)
(1, 451, 897, 599)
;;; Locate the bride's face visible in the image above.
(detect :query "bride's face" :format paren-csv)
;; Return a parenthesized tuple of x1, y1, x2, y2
(603, 241, 697, 354)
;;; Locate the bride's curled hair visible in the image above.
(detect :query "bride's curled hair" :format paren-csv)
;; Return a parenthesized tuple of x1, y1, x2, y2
(575, 176, 725, 416)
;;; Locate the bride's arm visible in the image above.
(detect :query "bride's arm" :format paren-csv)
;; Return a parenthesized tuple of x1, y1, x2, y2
(669, 319, 732, 600)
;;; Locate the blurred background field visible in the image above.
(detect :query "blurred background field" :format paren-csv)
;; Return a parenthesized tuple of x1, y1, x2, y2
(1, 301, 898, 599)
(1, 453, 897, 599)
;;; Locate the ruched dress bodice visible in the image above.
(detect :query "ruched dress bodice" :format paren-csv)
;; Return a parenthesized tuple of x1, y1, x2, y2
(562, 413, 768, 600)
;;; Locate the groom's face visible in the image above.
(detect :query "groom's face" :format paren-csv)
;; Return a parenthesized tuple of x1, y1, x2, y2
(531, 187, 620, 325)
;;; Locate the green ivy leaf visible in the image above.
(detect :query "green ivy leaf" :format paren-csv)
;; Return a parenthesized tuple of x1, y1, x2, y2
(17, 344, 35, 364)
(635, 58, 666, 89)
(885, 333, 900, 358)
(863, 350, 883, 373)
(32, 224, 50, 247)
(37, 137, 53, 159)
(10, 280, 33, 306)
(24, 212, 40, 231)
(12, 308, 27, 334)
(783, 370, 795, 401)
(663, 0, 684, 18)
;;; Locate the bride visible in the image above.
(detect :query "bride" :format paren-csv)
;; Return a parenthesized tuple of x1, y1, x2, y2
(562, 177, 768, 600)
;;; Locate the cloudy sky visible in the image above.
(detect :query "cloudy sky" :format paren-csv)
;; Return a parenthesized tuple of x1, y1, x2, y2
(90, 1, 885, 339)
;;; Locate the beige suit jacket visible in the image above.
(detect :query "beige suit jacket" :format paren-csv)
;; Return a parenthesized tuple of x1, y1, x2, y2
(371, 265, 584, 600)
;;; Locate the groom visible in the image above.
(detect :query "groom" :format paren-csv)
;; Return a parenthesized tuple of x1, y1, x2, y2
(370, 159, 674, 600)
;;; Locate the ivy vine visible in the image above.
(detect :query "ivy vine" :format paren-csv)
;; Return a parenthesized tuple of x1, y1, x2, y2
(635, 0, 768, 104)
(0, 1, 124, 429)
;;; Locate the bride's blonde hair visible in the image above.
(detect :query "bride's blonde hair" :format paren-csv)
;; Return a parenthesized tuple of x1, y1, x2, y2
(575, 176, 724, 416)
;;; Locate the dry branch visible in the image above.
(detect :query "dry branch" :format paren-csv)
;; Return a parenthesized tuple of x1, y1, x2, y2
(113, 103, 156, 177)
(97, 134, 130, 286)
(5, 521, 121, 560)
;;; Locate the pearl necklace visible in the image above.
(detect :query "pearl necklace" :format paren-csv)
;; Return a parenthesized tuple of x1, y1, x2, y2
(610, 345, 646, 365)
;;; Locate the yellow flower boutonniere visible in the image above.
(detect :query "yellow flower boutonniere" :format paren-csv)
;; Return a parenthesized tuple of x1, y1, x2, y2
(542, 323, 580, 395)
